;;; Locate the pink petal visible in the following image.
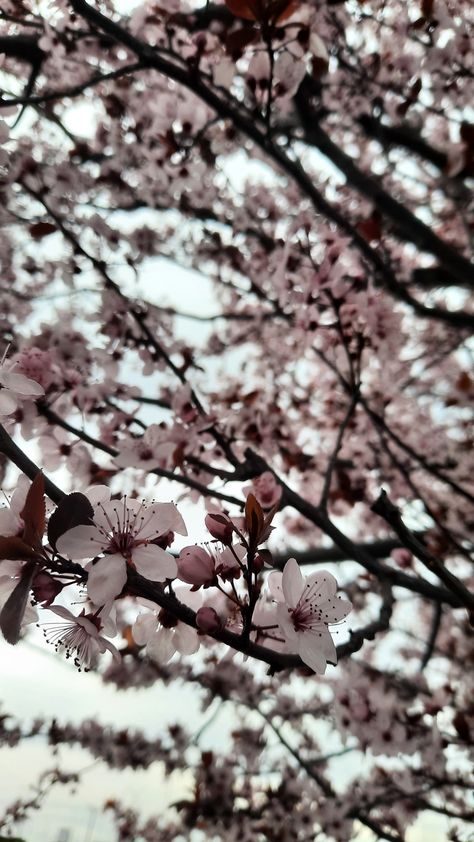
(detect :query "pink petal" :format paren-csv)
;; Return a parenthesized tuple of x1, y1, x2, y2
(93, 500, 123, 533)
(135, 502, 187, 538)
(319, 596, 352, 623)
(0, 390, 18, 415)
(57, 524, 106, 559)
(174, 623, 199, 655)
(87, 555, 127, 604)
(86, 486, 111, 505)
(267, 570, 283, 601)
(298, 632, 328, 674)
(320, 628, 337, 664)
(282, 558, 304, 608)
(147, 628, 175, 663)
(100, 637, 121, 661)
(132, 544, 178, 581)
(132, 612, 158, 645)
(276, 601, 298, 645)
(305, 570, 338, 601)
(0, 371, 44, 397)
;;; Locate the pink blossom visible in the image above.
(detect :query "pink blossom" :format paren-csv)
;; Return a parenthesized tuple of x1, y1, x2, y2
(195, 606, 221, 633)
(269, 559, 351, 674)
(205, 512, 234, 544)
(177, 546, 216, 588)
(0, 349, 44, 419)
(44, 605, 120, 670)
(57, 496, 185, 604)
(244, 472, 282, 510)
(132, 590, 200, 663)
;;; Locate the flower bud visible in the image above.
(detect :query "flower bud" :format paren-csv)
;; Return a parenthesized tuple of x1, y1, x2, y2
(205, 512, 234, 545)
(177, 546, 216, 588)
(391, 548, 412, 568)
(196, 606, 221, 633)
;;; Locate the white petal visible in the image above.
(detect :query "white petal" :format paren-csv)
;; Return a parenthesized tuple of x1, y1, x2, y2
(298, 632, 328, 674)
(100, 637, 121, 661)
(320, 628, 337, 664)
(276, 601, 298, 645)
(93, 499, 124, 533)
(0, 389, 18, 415)
(48, 605, 76, 623)
(282, 558, 304, 608)
(132, 612, 158, 645)
(86, 485, 111, 505)
(174, 623, 199, 655)
(0, 371, 44, 397)
(87, 556, 127, 604)
(57, 524, 105, 559)
(175, 587, 202, 611)
(146, 628, 175, 663)
(133, 544, 177, 581)
(136, 502, 187, 538)
(305, 570, 338, 601)
(267, 570, 284, 601)
(319, 596, 352, 623)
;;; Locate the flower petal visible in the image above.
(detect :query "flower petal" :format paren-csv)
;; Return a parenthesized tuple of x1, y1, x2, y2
(135, 502, 187, 539)
(133, 544, 178, 581)
(147, 628, 175, 663)
(87, 555, 127, 604)
(174, 623, 199, 655)
(0, 370, 44, 397)
(267, 570, 283, 601)
(282, 558, 304, 608)
(319, 596, 352, 623)
(57, 525, 106, 560)
(305, 570, 338, 601)
(132, 612, 158, 646)
(298, 632, 328, 674)
(276, 601, 298, 645)
(0, 389, 18, 415)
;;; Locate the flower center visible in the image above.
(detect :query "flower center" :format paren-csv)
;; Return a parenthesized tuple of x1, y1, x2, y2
(108, 530, 137, 556)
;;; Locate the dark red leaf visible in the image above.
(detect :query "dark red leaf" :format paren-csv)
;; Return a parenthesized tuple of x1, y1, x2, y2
(29, 222, 57, 240)
(0, 561, 37, 645)
(0, 536, 40, 561)
(225, 26, 259, 58)
(20, 472, 45, 550)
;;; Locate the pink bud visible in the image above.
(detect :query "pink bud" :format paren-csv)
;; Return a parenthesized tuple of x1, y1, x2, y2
(196, 606, 221, 633)
(391, 548, 412, 568)
(205, 512, 234, 544)
(177, 546, 216, 588)
(253, 552, 267, 573)
(244, 472, 282, 510)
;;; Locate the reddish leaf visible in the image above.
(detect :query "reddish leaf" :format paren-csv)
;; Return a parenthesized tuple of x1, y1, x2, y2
(225, 26, 259, 58)
(225, 0, 298, 23)
(421, 0, 434, 17)
(225, 0, 259, 20)
(47, 492, 94, 550)
(357, 213, 382, 242)
(20, 472, 45, 550)
(29, 222, 57, 240)
(244, 493, 264, 544)
(0, 561, 37, 645)
(0, 535, 40, 561)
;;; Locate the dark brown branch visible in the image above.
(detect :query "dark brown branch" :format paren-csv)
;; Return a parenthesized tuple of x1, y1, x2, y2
(371, 490, 474, 613)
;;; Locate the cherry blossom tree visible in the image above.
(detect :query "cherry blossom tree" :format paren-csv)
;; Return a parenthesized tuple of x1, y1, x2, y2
(0, 0, 473, 839)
